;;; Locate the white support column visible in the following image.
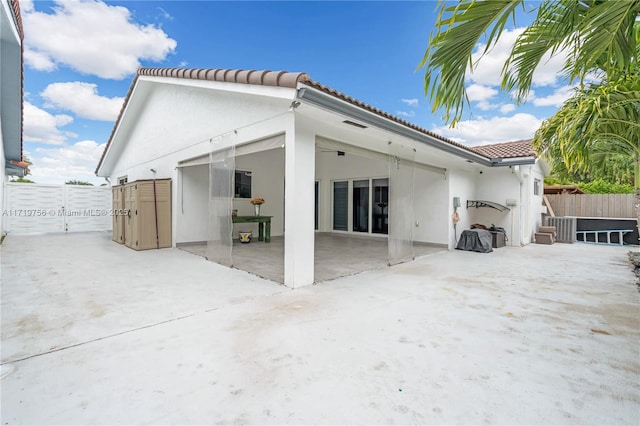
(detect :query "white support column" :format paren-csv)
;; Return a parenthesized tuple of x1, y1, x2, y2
(172, 167, 180, 248)
(284, 115, 315, 288)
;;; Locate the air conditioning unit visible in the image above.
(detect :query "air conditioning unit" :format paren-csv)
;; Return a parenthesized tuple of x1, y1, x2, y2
(545, 217, 577, 243)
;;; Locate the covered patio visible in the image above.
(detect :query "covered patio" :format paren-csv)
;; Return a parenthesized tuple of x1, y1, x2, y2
(96, 68, 547, 289)
(178, 233, 445, 284)
(175, 129, 450, 286)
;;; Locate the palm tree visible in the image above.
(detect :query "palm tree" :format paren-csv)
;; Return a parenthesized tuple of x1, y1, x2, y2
(534, 75, 639, 187)
(421, 0, 640, 235)
(533, 73, 640, 228)
(420, 0, 640, 125)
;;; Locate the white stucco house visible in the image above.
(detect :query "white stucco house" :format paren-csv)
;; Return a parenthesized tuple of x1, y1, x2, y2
(1, 0, 27, 237)
(96, 67, 548, 288)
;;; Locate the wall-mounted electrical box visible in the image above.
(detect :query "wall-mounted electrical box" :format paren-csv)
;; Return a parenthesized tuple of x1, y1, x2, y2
(453, 197, 461, 208)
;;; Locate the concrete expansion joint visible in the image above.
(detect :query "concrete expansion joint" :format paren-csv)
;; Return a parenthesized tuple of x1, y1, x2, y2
(0, 313, 197, 366)
(2, 290, 289, 366)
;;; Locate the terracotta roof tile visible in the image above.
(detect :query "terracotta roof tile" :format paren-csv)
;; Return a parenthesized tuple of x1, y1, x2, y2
(471, 139, 536, 159)
(96, 67, 537, 174)
(137, 67, 310, 88)
(10, 0, 23, 40)
(10, 160, 29, 169)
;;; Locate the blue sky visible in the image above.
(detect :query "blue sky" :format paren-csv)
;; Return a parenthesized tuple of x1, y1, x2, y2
(20, 0, 572, 184)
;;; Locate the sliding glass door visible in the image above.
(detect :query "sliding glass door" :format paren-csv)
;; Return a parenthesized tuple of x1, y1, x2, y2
(332, 178, 389, 234)
(372, 178, 389, 234)
(333, 181, 348, 231)
(352, 180, 369, 232)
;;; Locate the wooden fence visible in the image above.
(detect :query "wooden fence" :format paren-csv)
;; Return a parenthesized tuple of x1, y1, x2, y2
(546, 193, 636, 218)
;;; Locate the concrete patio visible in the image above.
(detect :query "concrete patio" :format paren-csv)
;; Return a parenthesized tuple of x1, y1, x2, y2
(1, 232, 638, 424)
(178, 233, 445, 283)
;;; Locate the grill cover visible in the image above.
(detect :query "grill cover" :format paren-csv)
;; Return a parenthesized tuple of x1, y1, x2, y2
(456, 229, 493, 253)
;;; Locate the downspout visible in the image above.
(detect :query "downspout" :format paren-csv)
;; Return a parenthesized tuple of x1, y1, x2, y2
(523, 165, 532, 245)
(514, 165, 525, 246)
(104, 177, 111, 186)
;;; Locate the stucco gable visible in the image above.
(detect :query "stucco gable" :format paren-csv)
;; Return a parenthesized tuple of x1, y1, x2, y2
(96, 67, 539, 175)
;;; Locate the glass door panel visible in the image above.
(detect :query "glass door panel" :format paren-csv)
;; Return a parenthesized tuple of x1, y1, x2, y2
(352, 180, 369, 232)
(315, 181, 319, 230)
(388, 145, 415, 265)
(372, 178, 389, 234)
(333, 181, 348, 231)
(207, 134, 236, 267)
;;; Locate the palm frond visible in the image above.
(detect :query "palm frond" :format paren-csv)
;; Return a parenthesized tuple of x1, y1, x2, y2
(504, 0, 582, 101)
(419, 0, 524, 125)
(533, 73, 640, 185)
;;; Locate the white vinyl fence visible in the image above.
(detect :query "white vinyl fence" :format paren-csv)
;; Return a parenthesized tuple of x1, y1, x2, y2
(3, 183, 111, 234)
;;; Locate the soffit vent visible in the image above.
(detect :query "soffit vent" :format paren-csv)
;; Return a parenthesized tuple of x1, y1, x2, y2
(342, 120, 367, 129)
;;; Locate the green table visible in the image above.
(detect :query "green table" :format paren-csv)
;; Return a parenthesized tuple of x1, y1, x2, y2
(232, 216, 272, 242)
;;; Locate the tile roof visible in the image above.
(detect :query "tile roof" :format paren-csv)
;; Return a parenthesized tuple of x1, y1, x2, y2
(138, 67, 310, 88)
(9, 160, 29, 169)
(10, 0, 23, 40)
(96, 67, 537, 174)
(471, 139, 536, 159)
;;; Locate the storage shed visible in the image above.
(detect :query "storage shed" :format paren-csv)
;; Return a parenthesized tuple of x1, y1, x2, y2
(112, 179, 171, 250)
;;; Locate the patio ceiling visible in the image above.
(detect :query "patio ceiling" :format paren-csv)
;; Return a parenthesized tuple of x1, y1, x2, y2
(296, 103, 483, 172)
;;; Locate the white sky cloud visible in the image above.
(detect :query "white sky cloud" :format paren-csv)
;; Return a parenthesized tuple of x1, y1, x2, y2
(20, 0, 33, 12)
(500, 104, 516, 114)
(475, 100, 498, 111)
(467, 28, 524, 87)
(433, 113, 542, 146)
(532, 85, 575, 107)
(466, 84, 498, 102)
(467, 84, 516, 113)
(468, 27, 569, 92)
(531, 51, 569, 88)
(23, 47, 55, 71)
(30, 140, 107, 185)
(156, 7, 174, 21)
(23, 0, 177, 79)
(401, 98, 419, 107)
(41, 82, 124, 121)
(23, 102, 75, 145)
(397, 110, 416, 118)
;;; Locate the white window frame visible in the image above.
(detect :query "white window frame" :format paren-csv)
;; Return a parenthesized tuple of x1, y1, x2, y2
(534, 178, 542, 196)
(234, 169, 252, 199)
(330, 176, 389, 236)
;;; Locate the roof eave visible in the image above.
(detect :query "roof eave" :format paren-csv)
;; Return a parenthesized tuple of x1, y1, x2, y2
(490, 156, 537, 167)
(296, 85, 494, 166)
(6, 160, 26, 177)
